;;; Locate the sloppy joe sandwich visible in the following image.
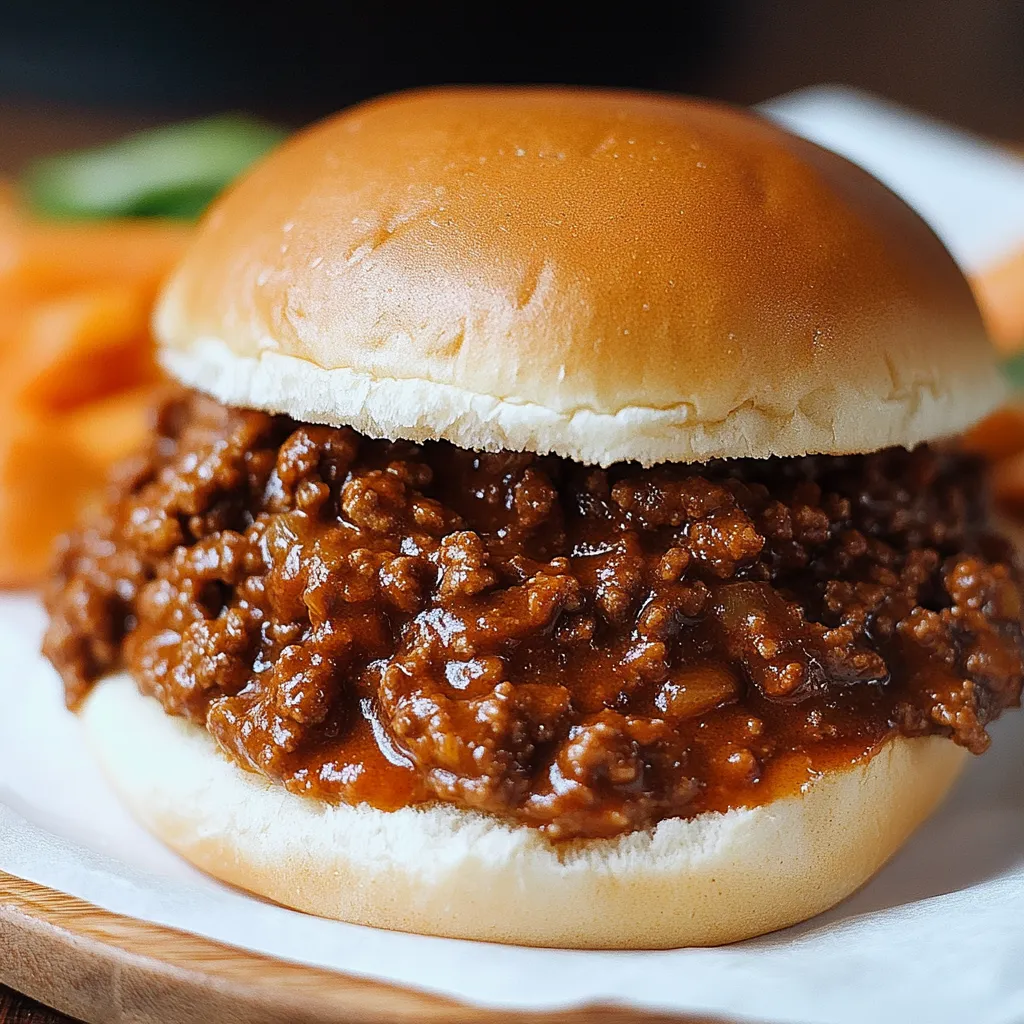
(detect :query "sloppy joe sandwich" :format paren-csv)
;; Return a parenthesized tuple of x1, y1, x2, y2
(42, 88, 1023, 949)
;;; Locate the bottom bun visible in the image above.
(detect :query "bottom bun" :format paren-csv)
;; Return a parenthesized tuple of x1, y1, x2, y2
(81, 674, 966, 949)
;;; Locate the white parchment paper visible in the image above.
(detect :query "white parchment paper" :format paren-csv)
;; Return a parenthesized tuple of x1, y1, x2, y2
(2, 591, 1023, 1024)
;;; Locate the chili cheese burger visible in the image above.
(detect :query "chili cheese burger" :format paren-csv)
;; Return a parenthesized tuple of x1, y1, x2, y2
(42, 88, 1023, 948)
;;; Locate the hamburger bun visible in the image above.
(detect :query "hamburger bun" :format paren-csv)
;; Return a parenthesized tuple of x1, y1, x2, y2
(77, 89, 1002, 949)
(82, 673, 966, 949)
(154, 88, 1002, 467)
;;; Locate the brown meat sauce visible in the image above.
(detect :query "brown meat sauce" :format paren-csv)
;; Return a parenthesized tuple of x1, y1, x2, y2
(43, 392, 1024, 840)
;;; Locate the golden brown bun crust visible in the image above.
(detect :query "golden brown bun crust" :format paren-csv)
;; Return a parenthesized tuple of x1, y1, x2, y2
(155, 88, 1001, 466)
(81, 675, 966, 949)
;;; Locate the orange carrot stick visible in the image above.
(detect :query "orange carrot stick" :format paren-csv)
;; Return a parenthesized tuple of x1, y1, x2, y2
(7, 285, 159, 411)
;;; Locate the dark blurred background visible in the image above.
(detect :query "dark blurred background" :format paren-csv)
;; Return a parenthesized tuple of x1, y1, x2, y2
(0, 0, 1021, 170)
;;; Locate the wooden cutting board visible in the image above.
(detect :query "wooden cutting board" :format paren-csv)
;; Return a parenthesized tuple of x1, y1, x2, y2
(0, 870, 726, 1024)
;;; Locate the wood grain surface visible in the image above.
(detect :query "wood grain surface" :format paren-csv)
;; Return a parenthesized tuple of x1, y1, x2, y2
(0, 985, 80, 1023)
(0, 871, 729, 1024)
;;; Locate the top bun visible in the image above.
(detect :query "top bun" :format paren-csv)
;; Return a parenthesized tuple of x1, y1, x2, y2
(155, 88, 1001, 466)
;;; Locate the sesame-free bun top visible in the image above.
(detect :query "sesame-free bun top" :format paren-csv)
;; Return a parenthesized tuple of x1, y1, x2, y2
(155, 88, 1002, 466)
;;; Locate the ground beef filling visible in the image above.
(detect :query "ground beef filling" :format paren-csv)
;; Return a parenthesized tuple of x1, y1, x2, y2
(43, 392, 1024, 840)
